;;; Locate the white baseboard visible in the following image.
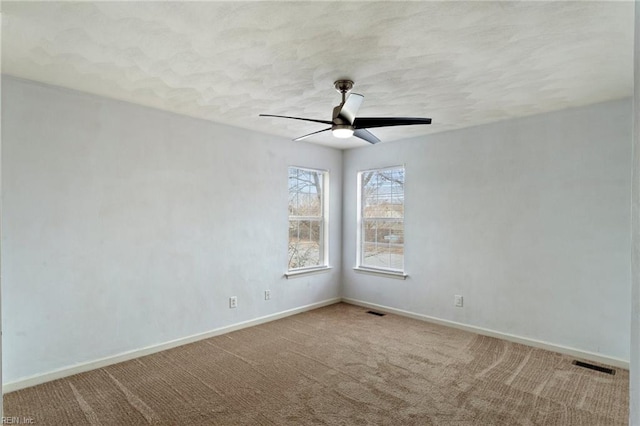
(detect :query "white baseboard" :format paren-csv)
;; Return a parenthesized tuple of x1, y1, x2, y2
(3, 297, 341, 393)
(342, 297, 629, 370)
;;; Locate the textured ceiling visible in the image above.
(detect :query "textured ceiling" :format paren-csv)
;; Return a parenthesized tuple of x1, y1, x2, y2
(1, 1, 634, 149)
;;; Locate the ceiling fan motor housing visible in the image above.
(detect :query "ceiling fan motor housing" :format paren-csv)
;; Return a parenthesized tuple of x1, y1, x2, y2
(332, 105, 351, 126)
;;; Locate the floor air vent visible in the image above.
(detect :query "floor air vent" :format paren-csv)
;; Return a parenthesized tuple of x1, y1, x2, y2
(572, 360, 615, 375)
(367, 311, 386, 317)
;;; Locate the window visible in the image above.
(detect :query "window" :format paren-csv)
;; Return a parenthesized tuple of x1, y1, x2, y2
(288, 167, 328, 271)
(358, 166, 405, 273)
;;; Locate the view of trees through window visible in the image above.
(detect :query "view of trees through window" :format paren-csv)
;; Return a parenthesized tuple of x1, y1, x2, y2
(288, 167, 326, 270)
(360, 167, 405, 271)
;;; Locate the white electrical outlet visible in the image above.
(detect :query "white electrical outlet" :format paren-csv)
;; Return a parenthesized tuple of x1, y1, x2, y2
(229, 296, 237, 308)
(265, 290, 271, 300)
(454, 295, 463, 307)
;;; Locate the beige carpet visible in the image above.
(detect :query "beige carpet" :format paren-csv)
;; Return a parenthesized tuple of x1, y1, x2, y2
(4, 303, 629, 425)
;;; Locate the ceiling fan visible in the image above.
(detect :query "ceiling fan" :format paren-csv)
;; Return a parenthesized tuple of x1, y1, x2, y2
(260, 80, 432, 144)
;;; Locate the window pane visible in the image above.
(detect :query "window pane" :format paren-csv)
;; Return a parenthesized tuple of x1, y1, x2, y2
(362, 169, 404, 218)
(288, 219, 321, 269)
(289, 168, 322, 217)
(362, 219, 404, 270)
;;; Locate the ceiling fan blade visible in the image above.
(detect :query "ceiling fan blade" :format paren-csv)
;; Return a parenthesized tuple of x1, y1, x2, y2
(259, 114, 332, 125)
(353, 117, 432, 129)
(293, 128, 332, 141)
(337, 93, 364, 125)
(354, 129, 380, 145)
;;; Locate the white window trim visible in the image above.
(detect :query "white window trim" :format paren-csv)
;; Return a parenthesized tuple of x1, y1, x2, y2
(285, 266, 333, 279)
(356, 165, 406, 276)
(353, 266, 408, 280)
(287, 166, 330, 273)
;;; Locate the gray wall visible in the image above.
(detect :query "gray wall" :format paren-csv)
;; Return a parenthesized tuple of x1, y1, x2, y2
(631, 2, 639, 424)
(1, 77, 343, 382)
(342, 99, 632, 362)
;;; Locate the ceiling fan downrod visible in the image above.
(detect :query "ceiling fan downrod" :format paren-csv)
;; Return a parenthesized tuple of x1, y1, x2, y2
(334, 79, 353, 104)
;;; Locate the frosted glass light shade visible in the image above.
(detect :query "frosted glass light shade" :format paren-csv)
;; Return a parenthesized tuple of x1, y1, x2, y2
(332, 127, 354, 138)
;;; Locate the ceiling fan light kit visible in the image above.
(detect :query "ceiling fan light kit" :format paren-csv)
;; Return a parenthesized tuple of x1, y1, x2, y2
(259, 80, 432, 145)
(332, 125, 354, 139)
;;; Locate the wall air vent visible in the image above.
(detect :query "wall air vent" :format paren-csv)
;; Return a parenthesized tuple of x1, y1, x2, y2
(572, 360, 615, 375)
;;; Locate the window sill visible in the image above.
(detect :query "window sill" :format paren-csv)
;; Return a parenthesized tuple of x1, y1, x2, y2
(353, 267, 408, 280)
(285, 266, 332, 279)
